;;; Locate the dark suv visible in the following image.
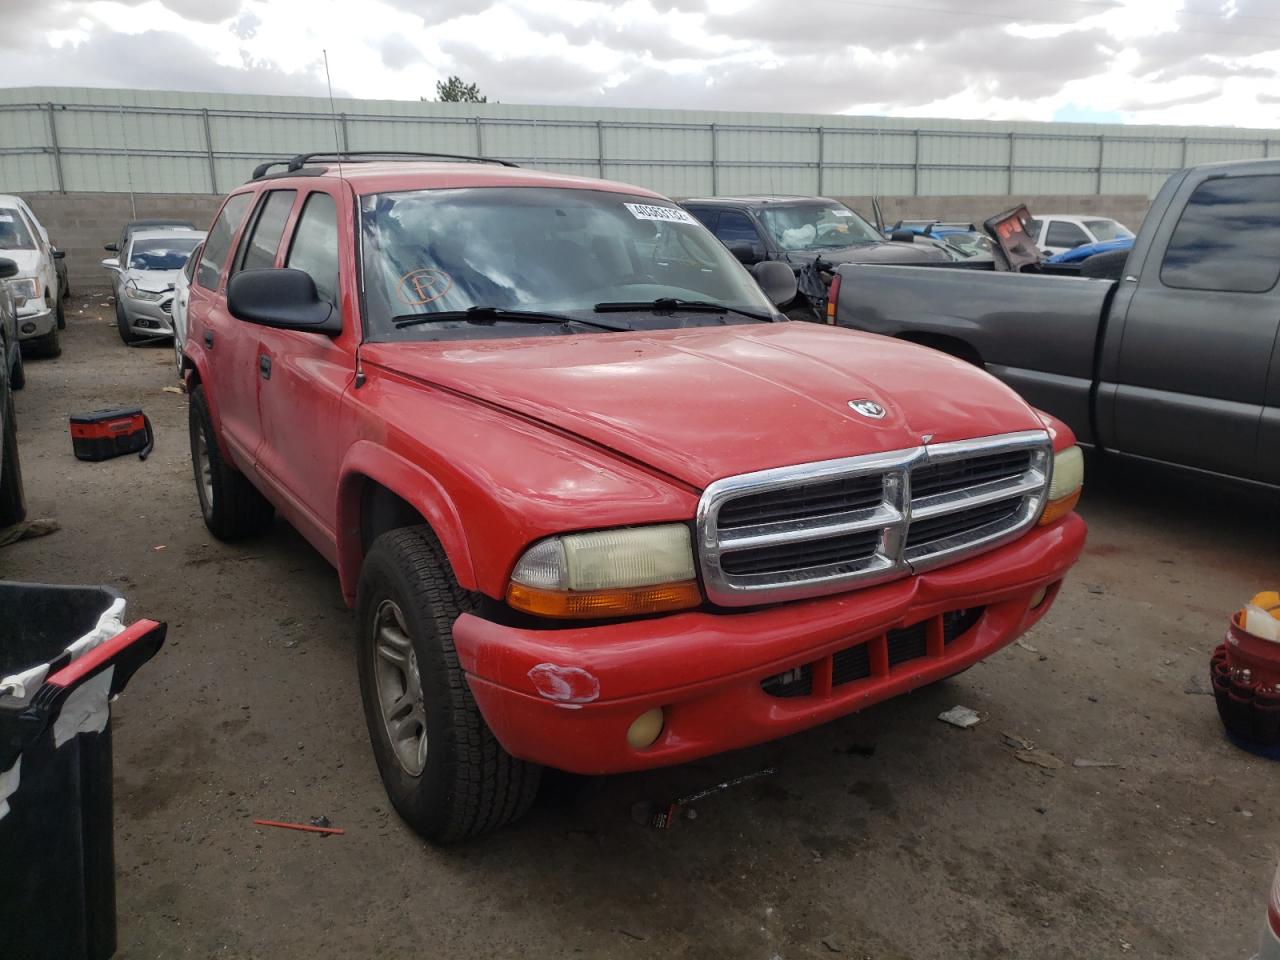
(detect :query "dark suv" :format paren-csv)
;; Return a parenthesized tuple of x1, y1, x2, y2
(680, 196, 953, 318)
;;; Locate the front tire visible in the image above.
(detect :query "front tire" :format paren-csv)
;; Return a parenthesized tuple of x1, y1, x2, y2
(0, 393, 27, 527)
(116, 300, 141, 345)
(55, 299, 65, 330)
(356, 526, 541, 843)
(188, 384, 273, 540)
(10, 351, 24, 391)
(25, 324, 60, 359)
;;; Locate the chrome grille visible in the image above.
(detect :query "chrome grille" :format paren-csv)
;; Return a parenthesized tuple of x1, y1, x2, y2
(696, 431, 1051, 606)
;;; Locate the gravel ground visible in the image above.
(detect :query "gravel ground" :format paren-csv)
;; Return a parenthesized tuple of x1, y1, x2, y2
(4, 297, 1277, 960)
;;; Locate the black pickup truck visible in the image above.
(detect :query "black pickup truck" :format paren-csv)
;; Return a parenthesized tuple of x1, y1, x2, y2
(833, 158, 1280, 488)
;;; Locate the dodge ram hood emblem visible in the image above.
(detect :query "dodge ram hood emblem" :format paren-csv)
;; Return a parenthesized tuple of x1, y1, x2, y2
(848, 399, 886, 420)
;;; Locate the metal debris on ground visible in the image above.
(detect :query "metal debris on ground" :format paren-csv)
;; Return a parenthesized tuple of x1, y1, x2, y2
(1087, 584, 1105, 595)
(161, 385, 184, 395)
(1072, 759, 1122, 768)
(617, 929, 646, 942)
(937, 705, 983, 729)
(251, 817, 345, 836)
(632, 767, 777, 829)
(0, 518, 60, 548)
(1014, 750, 1065, 770)
(1015, 638, 1040, 654)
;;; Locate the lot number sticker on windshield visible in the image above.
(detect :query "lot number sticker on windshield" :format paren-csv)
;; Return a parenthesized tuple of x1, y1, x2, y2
(624, 203, 698, 225)
(830, 209, 853, 217)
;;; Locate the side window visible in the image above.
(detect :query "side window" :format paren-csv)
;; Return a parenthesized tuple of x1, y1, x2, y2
(683, 206, 717, 229)
(197, 192, 253, 291)
(183, 243, 202, 283)
(234, 190, 296, 273)
(1025, 218, 1043, 241)
(715, 210, 762, 247)
(1160, 175, 1280, 294)
(1045, 220, 1089, 248)
(285, 192, 340, 307)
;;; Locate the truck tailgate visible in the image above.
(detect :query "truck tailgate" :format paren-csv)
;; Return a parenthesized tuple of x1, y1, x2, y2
(835, 264, 1115, 444)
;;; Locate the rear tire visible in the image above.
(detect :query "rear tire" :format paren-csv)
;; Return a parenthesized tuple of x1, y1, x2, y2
(10, 351, 24, 391)
(0, 393, 27, 528)
(55, 299, 65, 330)
(116, 300, 141, 345)
(188, 384, 273, 540)
(356, 526, 541, 843)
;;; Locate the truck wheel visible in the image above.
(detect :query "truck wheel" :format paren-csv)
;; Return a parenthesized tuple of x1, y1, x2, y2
(116, 300, 141, 346)
(10, 351, 24, 390)
(356, 526, 541, 843)
(55, 299, 65, 330)
(0, 393, 27, 528)
(188, 384, 273, 540)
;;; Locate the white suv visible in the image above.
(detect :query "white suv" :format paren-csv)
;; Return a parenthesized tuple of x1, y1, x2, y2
(0, 194, 64, 358)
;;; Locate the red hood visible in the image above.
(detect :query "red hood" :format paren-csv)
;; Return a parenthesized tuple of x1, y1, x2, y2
(361, 323, 1046, 489)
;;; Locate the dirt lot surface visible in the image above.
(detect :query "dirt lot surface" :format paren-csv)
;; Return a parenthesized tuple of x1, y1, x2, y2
(4, 298, 1277, 959)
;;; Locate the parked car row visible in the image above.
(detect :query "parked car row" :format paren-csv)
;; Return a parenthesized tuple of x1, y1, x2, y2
(101, 220, 205, 346)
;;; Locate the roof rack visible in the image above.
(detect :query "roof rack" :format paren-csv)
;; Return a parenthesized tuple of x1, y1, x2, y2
(249, 150, 520, 181)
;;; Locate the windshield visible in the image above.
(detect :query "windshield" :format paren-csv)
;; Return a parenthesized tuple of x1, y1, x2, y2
(758, 203, 882, 251)
(941, 232, 994, 259)
(360, 187, 776, 341)
(1084, 219, 1133, 241)
(0, 210, 35, 251)
(129, 237, 202, 271)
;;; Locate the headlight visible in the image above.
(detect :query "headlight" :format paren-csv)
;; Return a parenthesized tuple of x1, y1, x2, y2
(8, 277, 38, 306)
(507, 523, 700, 619)
(126, 283, 164, 302)
(1039, 445, 1083, 525)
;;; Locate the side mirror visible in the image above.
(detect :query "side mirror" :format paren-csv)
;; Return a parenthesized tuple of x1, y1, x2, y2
(0, 259, 17, 280)
(889, 229, 916, 243)
(104, 242, 118, 252)
(227, 268, 341, 334)
(51, 248, 65, 260)
(727, 241, 764, 265)
(101, 257, 120, 270)
(751, 260, 797, 308)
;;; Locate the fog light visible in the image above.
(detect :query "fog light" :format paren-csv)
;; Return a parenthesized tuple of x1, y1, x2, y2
(19, 322, 34, 334)
(1030, 585, 1050, 609)
(626, 707, 664, 750)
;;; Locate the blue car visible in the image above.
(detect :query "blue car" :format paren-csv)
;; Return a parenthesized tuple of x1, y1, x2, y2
(1044, 236, 1134, 264)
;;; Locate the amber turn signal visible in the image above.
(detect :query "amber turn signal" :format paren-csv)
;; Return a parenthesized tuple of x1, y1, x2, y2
(507, 580, 702, 619)
(1038, 487, 1081, 526)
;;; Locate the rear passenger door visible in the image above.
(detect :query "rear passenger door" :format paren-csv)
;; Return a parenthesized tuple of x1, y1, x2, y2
(1110, 171, 1280, 481)
(253, 188, 354, 558)
(187, 191, 253, 466)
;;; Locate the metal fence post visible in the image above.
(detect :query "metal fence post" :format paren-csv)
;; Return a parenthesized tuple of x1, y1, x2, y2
(1180, 136, 1188, 169)
(1266, 140, 1274, 159)
(201, 108, 217, 194)
(340, 114, 350, 152)
(816, 126, 824, 195)
(709, 123, 718, 195)
(1096, 135, 1105, 194)
(45, 103, 65, 193)
(912, 130, 920, 196)
(474, 116, 483, 156)
(596, 120, 605, 178)
(1007, 132, 1015, 194)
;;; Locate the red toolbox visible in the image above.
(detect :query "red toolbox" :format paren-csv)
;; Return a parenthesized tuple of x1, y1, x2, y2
(69, 407, 153, 462)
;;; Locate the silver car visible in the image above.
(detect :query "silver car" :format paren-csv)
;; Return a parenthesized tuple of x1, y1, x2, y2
(102, 228, 205, 345)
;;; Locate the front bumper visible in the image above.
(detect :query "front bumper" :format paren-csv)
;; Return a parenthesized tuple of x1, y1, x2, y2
(121, 295, 174, 337)
(15, 307, 53, 340)
(454, 512, 1086, 774)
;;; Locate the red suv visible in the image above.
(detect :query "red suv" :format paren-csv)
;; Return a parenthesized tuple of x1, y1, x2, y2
(182, 152, 1086, 842)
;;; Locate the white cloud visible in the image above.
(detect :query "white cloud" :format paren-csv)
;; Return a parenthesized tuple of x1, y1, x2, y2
(0, 0, 1275, 127)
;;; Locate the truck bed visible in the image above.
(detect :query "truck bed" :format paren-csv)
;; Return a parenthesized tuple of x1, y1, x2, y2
(835, 264, 1116, 444)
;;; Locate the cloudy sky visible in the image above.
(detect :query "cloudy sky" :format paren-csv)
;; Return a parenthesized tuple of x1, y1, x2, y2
(3, 0, 1279, 126)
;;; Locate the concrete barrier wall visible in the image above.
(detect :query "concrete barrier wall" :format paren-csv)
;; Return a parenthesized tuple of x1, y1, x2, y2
(19, 190, 1151, 292)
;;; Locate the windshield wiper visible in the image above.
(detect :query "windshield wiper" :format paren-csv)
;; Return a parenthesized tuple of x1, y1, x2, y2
(593, 297, 774, 323)
(393, 305, 630, 332)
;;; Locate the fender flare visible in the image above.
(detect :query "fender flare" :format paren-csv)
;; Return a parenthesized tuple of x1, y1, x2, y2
(336, 441, 477, 601)
(181, 346, 235, 463)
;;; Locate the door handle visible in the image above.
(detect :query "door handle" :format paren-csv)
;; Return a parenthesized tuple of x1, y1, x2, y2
(203, 329, 214, 348)
(259, 354, 272, 380)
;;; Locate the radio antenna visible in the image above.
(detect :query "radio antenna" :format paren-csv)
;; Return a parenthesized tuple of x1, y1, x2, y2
(322, 49, 344, 179)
